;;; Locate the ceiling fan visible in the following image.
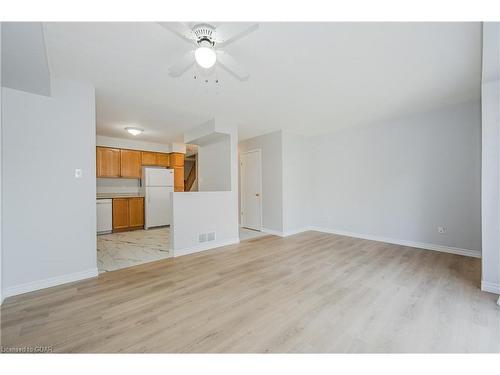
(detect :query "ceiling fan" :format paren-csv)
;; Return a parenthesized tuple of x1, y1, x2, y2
(158, 22, 259, 81)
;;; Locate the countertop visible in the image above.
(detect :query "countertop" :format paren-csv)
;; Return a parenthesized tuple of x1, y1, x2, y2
(97, 193, 144, 199)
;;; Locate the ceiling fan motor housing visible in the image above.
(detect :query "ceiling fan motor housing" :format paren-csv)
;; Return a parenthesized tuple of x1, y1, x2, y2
(193, 24, 216, 47)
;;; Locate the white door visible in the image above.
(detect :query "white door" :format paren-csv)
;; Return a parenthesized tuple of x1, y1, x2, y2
(240, 150, 262, 231)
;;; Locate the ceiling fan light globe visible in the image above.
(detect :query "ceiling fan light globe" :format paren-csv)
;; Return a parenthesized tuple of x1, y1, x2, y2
(195, 47, 216, 69)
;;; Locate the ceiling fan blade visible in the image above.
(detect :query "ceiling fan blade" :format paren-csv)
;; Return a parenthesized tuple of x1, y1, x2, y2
(216, 51, 249, 81)
(158, 22, 197, 44)
(169, 50, 195, 77)
(215, 23, 259, 48)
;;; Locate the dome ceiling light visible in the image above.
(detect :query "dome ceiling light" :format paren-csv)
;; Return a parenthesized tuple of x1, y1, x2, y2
(125, 127, 143, 136)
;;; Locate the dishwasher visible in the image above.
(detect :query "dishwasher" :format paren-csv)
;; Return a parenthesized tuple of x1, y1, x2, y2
(96, 199, 112, 234)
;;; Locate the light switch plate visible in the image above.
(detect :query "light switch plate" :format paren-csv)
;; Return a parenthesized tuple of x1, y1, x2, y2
(75, 169, 83, 178)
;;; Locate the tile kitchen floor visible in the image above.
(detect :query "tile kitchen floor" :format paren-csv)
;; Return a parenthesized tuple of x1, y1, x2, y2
(97, 227, 171, 273)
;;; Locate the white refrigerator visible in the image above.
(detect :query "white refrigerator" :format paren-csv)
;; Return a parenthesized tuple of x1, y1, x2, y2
(141, 167, 174, 229)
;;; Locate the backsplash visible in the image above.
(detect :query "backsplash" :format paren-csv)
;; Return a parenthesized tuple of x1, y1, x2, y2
(97, 178, 141, 194)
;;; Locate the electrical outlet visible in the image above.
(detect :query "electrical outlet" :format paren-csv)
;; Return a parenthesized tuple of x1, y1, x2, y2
(437, 226, 445, 234)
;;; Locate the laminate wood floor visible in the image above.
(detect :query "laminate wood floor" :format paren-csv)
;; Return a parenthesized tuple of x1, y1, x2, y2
(1, 231, 499, 353)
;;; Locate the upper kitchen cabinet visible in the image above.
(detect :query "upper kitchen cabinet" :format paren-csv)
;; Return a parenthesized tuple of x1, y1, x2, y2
(96, 146, 184, 183)
(170, 152, 184, 167)
(141, 151, 157, 166)
(120, 149, 142, 178)
(96, 147, 120, 177)
(141, 151, 169, 167)
(156, 153, 170, 167)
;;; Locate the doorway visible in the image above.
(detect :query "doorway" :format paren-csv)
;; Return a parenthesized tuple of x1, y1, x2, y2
(240, 149, 262, 231)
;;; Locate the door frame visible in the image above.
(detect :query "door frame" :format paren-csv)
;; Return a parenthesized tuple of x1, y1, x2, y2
(240, 149, 263, 231)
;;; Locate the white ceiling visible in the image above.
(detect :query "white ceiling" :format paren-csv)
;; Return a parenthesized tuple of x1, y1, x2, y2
(43, 22, 482, 143)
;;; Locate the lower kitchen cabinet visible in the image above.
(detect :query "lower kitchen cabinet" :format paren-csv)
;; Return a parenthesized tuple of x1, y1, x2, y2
(112, 197, 144, 232)
(112, 199, 129, 230)
(128, 197, 144, 228)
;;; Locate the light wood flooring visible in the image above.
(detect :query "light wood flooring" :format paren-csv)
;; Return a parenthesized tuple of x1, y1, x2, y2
(1, 231, 499, 353)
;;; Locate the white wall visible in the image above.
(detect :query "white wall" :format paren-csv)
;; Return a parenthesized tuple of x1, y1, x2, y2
(171, 191, 239, 256)
(482, 79, 500, 292)
(1, 23, 51, 96)
(0, 22, 3, 303)
(481, 22, 500, 294)
(97, 178, 140, 194)
(96, 135, 171, 153)
(282, 132, 312, 235)
(239, 131, 283, 233)
(309, 101, 481, 255)
(172, 121, 239, 256)
(2, 78, 97, 297)
(198, 134, 231, 191)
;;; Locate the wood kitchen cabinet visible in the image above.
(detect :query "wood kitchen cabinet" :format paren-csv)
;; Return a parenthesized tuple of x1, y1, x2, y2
(96, 148, 184, 191)
(112, 198, 130, 230)
(141, 151, 157, 166)
(128, 197, 144, 228)
(120, 150, 142, 178)
(96, 147, 120, 177)
(112, 197, 144, 232)
(174, 166, 184, 192)
(156, 153, 170, 167)
(169, 152, 184, 167)
(170, 153, 185, 191)
(141, 151, 169, 167)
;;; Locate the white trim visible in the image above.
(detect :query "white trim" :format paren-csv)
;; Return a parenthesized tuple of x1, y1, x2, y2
(481, 280, 500, 294)
(3, 268, 98, 299)
(283, 227, 313, 237)
(309, 227, 481, 258)
(261, 227, 312, 237)
(174, 238, 240, 258)
(240, 149, 263, 231)
(261, 227, 285, 237)
(256, 226, 481, 259)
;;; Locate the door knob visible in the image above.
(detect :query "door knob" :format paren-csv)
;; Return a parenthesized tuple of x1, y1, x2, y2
(255, 193, 260, 197)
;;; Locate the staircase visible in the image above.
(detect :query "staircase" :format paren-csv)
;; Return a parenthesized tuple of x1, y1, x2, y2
(185, 159, 197, 191)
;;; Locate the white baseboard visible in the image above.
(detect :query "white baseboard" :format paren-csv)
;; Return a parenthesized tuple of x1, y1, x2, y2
(283, 227, 314, 237)
(309, 227, 481, 258)
(174, 238, 240, 257)
(3, 268, 99, 299)
(261, 227, 312, 237)
(261, 227, 285, 237)
(481, 280, 500, 294)
(253, 226, 481, 259)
